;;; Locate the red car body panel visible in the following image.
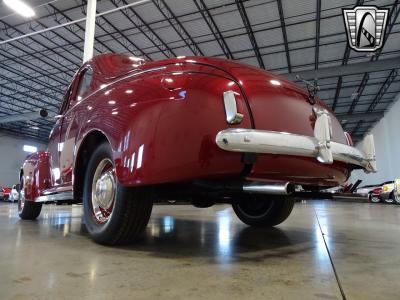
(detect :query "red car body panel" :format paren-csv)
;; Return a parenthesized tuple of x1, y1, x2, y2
(21, 54, 352, 201)
(21, 152, 52, 200)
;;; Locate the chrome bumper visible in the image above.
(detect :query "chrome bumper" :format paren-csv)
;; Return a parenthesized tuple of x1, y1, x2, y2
(215, 128, 377, 173)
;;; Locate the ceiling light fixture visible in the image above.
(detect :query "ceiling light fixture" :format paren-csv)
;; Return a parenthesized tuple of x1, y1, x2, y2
(4, 0, 35, 18)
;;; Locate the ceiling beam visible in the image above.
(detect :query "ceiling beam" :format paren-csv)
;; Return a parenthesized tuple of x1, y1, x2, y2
(235, 0, 265, 69)
(194, 0, 233, 59)
(276, 0, 291, 73)
(283, 56, 400, 80)
(336, 111, 384, 122)
(152, 0, 204, 56)
(0, 111, 50, 125)
(368, 69, 398, 112)
(348, 73, 369, 114)
(315, 0, 321, 70)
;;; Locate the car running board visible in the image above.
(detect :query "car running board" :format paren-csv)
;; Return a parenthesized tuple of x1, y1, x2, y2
(35, 191, 73, 203)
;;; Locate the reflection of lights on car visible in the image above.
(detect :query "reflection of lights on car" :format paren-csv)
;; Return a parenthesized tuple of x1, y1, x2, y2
(164, 78, 173, 83)
(130, 152, 135, 172)
(137, 144, 144, 169)
(178, 90, 186, 98)
(112, 111, 118, 115)
(270, 79, 281, 86)
(227, 81, 235, 86)
(177, 56, 186, 59)
(100, 84, 107, 89)
(104, 90, 111, 95)
(53, 168, 60, 181)
(129, 56, 144, 62)
(108, 100, 116, 105)
(125, 89, 133, 94)
(87, 105, 93, 110)
(77, 96, 82, 101)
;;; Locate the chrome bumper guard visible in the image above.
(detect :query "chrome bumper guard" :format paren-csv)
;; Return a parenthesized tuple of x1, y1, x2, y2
(216, 128, 376, 173)
(216, 128, 377, 173)
(215, 109, 376, 173)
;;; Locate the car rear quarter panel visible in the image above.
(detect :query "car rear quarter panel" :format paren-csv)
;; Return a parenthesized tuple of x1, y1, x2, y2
(21, 152, 53, 201)
(75, 64, 253, 186)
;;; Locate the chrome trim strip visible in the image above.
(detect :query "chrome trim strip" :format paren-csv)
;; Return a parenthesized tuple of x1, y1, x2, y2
(35, 192, 73, 203)
(215, 128, 376, 173)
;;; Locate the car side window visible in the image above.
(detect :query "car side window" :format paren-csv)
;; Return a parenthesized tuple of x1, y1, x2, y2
(75, 68, 93, 102)
(59, 85, 72, 115)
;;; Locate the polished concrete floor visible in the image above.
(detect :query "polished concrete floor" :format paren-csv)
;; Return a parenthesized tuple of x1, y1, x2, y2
(0, 200, 400, 300)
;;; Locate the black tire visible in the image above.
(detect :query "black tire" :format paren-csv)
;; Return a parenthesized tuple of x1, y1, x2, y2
(384, 192, 395, 204)
(83, 142, 154, 245)
(232, 194, 295, 227)
(18, 177, 42, 220)
(391, 191, 400, 205)
(368, 192, 381, 203)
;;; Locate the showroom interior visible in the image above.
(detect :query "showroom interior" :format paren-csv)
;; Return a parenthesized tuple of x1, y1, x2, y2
(0, 0, 399, 299)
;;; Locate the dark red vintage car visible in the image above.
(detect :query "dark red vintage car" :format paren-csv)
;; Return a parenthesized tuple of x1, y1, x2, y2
(18, 54, 376, 245)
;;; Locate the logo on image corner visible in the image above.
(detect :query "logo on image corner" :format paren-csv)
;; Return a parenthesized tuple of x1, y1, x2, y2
(342, 6, 389, 52)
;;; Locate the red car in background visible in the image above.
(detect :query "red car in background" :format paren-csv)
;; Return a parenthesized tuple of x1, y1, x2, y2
(0, 187, 11, 201)
(18, 54, 376, 245)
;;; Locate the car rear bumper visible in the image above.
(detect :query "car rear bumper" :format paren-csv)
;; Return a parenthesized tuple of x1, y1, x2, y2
(215, 128, 377, 173)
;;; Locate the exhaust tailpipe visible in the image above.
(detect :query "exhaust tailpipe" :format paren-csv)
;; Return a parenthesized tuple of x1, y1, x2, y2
(242, 182, 294, 195)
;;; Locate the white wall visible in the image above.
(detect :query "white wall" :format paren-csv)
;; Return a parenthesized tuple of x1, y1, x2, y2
(0, 133, 47, 187)
(351, 93, 400, 185)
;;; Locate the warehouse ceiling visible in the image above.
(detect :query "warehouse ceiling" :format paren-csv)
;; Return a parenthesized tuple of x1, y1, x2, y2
(0, 0, 399, 143)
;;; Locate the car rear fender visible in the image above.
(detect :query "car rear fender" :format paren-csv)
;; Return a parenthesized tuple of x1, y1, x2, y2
(21, 152, 53, 201)
(78, 67, 254, 186)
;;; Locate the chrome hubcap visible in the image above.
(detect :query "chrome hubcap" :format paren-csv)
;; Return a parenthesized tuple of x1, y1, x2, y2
(91, 158, 116, 223)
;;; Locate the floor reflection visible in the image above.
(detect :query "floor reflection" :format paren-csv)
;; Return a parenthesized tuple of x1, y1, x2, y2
(2, 202, 314, 266)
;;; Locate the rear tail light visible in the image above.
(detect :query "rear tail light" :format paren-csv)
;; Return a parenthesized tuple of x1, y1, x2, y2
(344, 132, 353, 146)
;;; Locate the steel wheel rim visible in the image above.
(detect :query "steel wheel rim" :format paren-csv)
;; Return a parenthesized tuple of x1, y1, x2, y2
(237, 195, 274, 219)
(91, 158, 116, 224)
(370, 196, 380, 203)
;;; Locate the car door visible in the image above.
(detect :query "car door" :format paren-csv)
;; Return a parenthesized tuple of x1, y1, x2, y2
(47, 85, 73, 186)
(59, 66, 94, 187)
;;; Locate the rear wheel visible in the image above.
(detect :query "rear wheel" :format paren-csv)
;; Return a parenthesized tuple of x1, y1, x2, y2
(368, 193, 381, 203)
(232, 194, 295, 227)
(18, 177, 42, 220)
(83, 142, 154, 245)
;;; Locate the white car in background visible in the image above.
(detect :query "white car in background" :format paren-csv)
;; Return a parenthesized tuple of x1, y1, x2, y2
(381, 179, 400, 204)
(8, 185, 19, 202)
(356, 181, 392, 197)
